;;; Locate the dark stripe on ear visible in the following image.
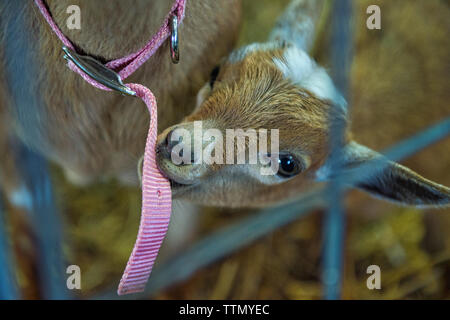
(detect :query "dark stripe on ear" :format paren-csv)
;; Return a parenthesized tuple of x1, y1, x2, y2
(357, 165, 450, 206)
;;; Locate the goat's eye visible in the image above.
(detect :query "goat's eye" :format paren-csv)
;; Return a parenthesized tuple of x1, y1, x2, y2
(209, 65, 220, 88)
(277, 153, 302, 178)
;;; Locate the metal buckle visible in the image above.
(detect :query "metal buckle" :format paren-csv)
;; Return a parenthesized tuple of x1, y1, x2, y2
(62, 46, 136, 97)
(170, 14, 180, 64)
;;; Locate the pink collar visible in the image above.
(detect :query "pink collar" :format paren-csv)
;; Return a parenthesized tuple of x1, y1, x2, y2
(34, 0, 187, 295)
(35, 0, 186, 88)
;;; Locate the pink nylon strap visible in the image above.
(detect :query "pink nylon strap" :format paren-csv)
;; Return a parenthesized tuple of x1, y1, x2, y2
(35, 0, 186, 81)
(118, 84, 172, 295)
(34, 0, 186, 295)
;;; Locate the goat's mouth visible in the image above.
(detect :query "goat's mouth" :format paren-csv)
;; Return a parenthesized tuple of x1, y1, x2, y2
(156, 160, 195, 187)
(168, 178, 192, 189)
(155, 149, 198, 196)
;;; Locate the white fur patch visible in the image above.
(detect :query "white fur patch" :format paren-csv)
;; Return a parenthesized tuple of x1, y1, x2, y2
(273, 46, 347, 112)
(228, 42, 280, 63)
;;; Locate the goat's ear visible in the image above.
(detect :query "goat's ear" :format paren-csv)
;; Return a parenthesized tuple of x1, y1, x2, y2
(318, 141, 450, 207)
(269, 0, 325, 51)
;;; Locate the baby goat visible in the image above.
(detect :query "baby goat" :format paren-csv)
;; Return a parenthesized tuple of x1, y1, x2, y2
(155, 0, 450, 208)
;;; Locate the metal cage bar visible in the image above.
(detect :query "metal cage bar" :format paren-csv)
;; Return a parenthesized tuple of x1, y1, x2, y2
(0, 196, 19, 299)
(15, 144, 70, 299)
(322, 0, 353, 300)
(2, 0, 70, 300)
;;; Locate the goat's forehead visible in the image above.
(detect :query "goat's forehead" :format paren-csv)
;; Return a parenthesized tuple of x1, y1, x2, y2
(197, 47, 333, 131)
(225, 43, 347, 114)
(199, 84, 331, 144)
(273, 47, 347, 112)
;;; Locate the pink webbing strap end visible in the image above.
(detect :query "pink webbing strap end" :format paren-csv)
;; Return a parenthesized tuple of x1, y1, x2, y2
(117, 84, 172, 296)
(34, 0, 184, 296)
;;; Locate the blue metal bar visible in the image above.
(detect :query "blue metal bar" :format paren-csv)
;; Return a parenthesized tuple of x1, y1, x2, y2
(383, 118, 450, 163)
(322, 0, 353, 300)
(2, 1, 69, 299)
(0, 196, 20, 299)
(15, 144, 69, 299)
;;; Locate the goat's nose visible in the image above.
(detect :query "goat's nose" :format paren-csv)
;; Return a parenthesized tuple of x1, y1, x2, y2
(164, 129, 179, 153)
(163, 128, 196, 164)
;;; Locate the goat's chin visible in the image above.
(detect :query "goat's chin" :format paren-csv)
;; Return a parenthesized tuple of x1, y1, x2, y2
(155, 157, 198, 198)
(169, 179, 198, 198)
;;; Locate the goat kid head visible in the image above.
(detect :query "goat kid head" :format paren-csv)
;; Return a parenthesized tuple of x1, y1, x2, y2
(156, 0, 450, 208)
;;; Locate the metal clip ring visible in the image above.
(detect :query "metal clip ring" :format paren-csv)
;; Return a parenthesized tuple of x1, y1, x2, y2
(62, 46, 136, 97)
(170, 14, 180, 64)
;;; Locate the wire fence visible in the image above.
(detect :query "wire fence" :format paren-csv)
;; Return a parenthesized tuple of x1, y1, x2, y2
(1, 0, 449, 300)
(14, 144, 69, 299)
